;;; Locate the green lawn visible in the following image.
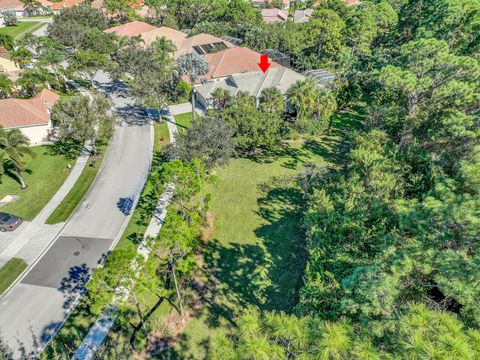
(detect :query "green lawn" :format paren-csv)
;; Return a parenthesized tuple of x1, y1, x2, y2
(154, 121, 170, 152)
(174, 112, 199, 133)
(0, 21, 43, 39)
(46, 150, 105, 225)
(0, 146, 72, 221)
(171, 109, 364, 358)
(0, 258, 28, 295)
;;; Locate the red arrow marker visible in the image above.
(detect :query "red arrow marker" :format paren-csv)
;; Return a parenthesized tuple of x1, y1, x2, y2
(258, 55, 271, 73)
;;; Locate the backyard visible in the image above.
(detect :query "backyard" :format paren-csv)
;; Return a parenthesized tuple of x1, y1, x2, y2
(0, 145, 72, 220)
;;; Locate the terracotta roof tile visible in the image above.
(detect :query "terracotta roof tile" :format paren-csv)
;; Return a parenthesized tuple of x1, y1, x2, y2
(0, 89, 59, 129)
(104, 21, 158, 37)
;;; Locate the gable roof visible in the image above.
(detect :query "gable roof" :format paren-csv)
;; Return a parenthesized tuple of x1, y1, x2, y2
(141, 26, 187, 48)
(104, 21, 157, 37)
(196, 47, 281, 83)
(175, 33, 235, 58)
(261, 8, 288, 23)
(196, 67, 306, 100)
(0, 89, 59, 129)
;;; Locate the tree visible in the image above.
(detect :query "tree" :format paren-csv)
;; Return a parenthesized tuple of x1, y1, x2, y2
(17, 67, 58, 97)
(0, 127, 35, 189)
(0, 75, 13, 99)
(258, 87, 285, 114)
(20, 0, 42, 16)
(167, 116, 235, 169)
(177, 53, 209, 124)
(287, 79, 337, 134)
(10, 47, 33, 69)
(68, 50, 109, 86)
(310, 9, 347, 63)
(51, 95, 114, 155)
(103, 0, 136, 21)
(2, 10, 17, 26)
(0, 34, 14, 51)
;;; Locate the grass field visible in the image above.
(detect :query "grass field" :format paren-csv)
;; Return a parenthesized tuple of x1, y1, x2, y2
(0, 258, 27, 295)
(46, 151, 105, 225)
(154, 121, 170, 152)
(0, 21, 43, 39)
(0, 146, 72, 221)
(169, 109, 363, 358)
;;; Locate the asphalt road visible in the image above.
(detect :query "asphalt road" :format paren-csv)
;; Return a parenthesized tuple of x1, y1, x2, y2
(0, 71, 152, 357)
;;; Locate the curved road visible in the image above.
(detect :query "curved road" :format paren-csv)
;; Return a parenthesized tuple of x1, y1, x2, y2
(0, 71, 152, 357)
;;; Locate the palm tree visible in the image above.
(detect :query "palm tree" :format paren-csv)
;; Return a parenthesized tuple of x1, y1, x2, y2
(20, 0, 43, 16)
(259, 87, 285, 114)
(212, 88, 232, 110)
(0, 34, 15, 52)
(177, 53, 209, 123)
(0, 75, 13, 99)
(10, 47, 33, 69)
(286, 78, 318, 121)
(0, 127, 35, 189)
(17, 67, 56, 97)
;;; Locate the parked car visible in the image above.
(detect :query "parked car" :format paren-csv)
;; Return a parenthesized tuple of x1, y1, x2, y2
(0, 212, 23, 232)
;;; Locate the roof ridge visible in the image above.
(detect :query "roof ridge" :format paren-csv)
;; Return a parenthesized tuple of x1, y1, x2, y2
(211, 49, 227, 79)
(253, 70, 270, 97)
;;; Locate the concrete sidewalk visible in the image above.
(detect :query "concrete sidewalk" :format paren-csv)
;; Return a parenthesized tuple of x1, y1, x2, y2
(168, 102, 204, 117)
(0, 154, 89, 268)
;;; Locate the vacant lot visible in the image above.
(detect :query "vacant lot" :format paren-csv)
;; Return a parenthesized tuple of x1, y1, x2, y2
(0, 146, 72, 220)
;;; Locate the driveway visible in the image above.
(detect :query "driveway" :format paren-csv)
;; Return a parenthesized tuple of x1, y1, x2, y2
(0, 71, 152, 357)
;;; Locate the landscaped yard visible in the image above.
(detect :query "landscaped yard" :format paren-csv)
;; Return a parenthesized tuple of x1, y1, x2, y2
(174, 112, 199, 133)
(0, 21, 44, 39)
(0, 146, 72, 221)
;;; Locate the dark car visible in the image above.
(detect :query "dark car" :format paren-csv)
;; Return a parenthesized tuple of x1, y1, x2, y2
(0, 212, 23, 232)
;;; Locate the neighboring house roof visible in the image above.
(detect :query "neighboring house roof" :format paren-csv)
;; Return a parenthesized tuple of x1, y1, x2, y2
(0, 89, 59, 129)
(196, 46, 281, 83)
(253, 0, 290, 9)
(175, 33, 235, 58)
(104, 21, 158, 37)
(0, 47, 21, 76)
(49, 0, 85, 10)
(196, 67, 305, 100)
(261, 8, 288, 23)
(294, 8, 313, 23)
(314, 0, 359, 6)
(0, 0, 51, 10)
(141, 26, 187, 48)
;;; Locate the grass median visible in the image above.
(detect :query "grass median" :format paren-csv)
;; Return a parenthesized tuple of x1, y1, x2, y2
(46, 149, 105, 225)
(0, 258, 28, 295)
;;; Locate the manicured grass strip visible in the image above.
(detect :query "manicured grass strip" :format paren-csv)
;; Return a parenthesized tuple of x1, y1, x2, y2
(46, 152, 105, 225)
(0, 21, 41, 38)
(153, 122, 170, 152)
(0, 258, 27, 295)
(0, 146, 72, 221)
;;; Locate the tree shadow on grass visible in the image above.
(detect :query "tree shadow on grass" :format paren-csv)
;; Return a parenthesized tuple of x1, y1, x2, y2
(201, 239, 267, 328)
(254, 184, 307, 313)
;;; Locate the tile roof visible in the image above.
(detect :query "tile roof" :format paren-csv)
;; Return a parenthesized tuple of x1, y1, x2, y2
(49, 0, 85, 10)
(196, 67, 305, 100)
(141, 26, 187, 48)
(261, 8, 288, 23)
(194, 47, 281, 83)
(0, 89, 59, 129)
(104, 21, 158, 37)
(175, 33, 235, 58)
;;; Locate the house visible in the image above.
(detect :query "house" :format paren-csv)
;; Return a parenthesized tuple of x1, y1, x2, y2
(141, 26, 187, 48)
(261, 8, 288, 23)
(252, 0, 290, 10)
(49, 0, 86, 12)
(187, 46, 281, 84)
(0, 89, 59, 145)
(174, 33, 235, 59)
(0, 47, 21, 80)
(0, 0, 53, 17)
(104, 20, 158, 37)
(195, 67, 305, 109)
(294, 8, 313, 23)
